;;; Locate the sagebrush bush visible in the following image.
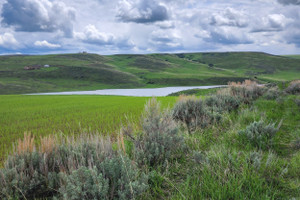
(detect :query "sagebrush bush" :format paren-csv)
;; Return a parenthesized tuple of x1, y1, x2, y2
(226, 80, 265, 104)
(0, 134, 148, 200)
(247, 151, 262, 170)
(192, 151, 209, 165)
(205, 94, 241, 113)
(238, 120, 279, 149)
(263, 87, 281, 100)
(0, 151, 59, 199)
(172, 96, 211, 133)
(285, 80, 300, 95)
(59, 166, 109, 200)
(134, 98, 186, 167)
(59, 155, 148, 200)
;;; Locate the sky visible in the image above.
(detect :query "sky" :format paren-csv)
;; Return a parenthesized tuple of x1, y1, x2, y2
(0, 0, 300, 55)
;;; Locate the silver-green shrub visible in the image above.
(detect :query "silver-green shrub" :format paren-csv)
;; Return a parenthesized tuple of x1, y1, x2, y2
(247, 151, 262, 170)
(228, 80, 265, 104)
(59, 166, 109, 200)
(59, 155, 148, 200)
(238, 120, 279, 150)
(285, 80, 300, 95)
(172, 97, 211, 133)
(0, 151, 58, 199)
(135, 98, 186, 167)
(0, 135, 148, 200)
(99, 155, 148, 200)
(263, 87, 281, 100)
(205, 94, 241, 113)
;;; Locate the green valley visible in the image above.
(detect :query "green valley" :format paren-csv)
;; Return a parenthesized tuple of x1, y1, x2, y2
(1, 52, 299, 94)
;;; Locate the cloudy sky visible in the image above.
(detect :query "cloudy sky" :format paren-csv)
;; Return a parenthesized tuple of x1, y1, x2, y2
(0, 0, 300, 55)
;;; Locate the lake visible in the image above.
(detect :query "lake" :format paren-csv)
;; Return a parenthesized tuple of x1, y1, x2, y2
(29, 85, 225, 97)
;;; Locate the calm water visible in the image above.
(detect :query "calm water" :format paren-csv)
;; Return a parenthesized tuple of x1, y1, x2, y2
(29, 85, 225, 97)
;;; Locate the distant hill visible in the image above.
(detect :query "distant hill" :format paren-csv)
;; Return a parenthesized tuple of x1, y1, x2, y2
(0, 52, 299, 94)
(284, 55, 300, 59)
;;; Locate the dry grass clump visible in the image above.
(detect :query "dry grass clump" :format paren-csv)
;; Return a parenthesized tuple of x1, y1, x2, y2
(14, 132, 35, 155)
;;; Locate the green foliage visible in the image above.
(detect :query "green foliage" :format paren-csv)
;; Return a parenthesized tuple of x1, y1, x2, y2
(135, 98, 186, 167)
(295, 97, 300, 108)
(179, 146, 294, 200)
(238, 120, 279, 150)
(168, 87, 220, 96)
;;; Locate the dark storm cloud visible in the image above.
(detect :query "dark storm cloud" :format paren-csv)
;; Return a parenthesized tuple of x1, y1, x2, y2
(1, 0, 76, 37)
(117, 0, 168, 23)
(277, 0, 300, 5)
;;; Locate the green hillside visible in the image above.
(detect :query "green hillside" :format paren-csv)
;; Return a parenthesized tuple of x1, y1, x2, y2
(0, 52, 299, 94)
(284, 55, 300, 59)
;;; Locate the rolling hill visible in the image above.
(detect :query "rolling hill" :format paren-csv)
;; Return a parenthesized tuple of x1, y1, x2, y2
(0, 52, 299, 94)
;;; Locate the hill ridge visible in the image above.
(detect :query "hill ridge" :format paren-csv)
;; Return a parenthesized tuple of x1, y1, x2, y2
(0, 52, 299, 94)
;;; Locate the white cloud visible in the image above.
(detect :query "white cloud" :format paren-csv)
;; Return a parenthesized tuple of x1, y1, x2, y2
(0, 33, 19, 49)
(155, 21, 175, 29)
(252, 14, 292, 32)
(149, 29, 182, 50)
(75, 25, 114, 45)
(34, 40, 61, 48)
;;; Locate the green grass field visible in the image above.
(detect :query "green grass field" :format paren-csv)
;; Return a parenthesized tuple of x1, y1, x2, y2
(0, 95, 176, 163)
(1, 52, 299, 94)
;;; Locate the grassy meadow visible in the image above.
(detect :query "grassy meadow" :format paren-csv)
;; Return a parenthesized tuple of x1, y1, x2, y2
(0, 95, 176, 163)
